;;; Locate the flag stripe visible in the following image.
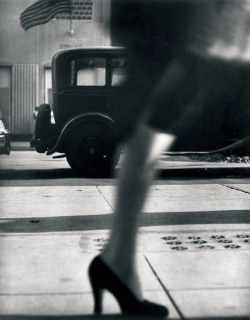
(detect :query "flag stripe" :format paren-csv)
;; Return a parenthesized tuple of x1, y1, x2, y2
(22, 12, 63, 30)
(21, 0, 70, 14)
(21, 1, 71, 22)
(21, 8, 70, 30)
(21, 4, 70, 26)
(21, 0, 70, 19)
(20, 0, 72, 31)
(20, 0, 49, 18)
(21, 7, 69, 30)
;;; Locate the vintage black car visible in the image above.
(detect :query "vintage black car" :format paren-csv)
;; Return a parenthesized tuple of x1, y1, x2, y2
(32, 47, 250, 175)
(31, 47, 127, 176)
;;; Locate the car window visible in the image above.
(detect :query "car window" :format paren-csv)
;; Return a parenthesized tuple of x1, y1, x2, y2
(111, 58, 128, 86)
(68, 57, 106, 86)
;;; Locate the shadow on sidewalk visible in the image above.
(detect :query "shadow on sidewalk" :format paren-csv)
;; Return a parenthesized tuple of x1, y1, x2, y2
(1, 167, 250, 182)
(0, 169, 77, 180)
(0, 210, 250, 233)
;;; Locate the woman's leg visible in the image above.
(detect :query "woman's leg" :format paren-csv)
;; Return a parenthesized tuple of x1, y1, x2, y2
(101, 124, 176, 298)
(100, 56, 196, 298)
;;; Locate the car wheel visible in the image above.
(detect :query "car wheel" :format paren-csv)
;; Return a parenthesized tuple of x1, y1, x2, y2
(65, 120, 120, 177)
(35, 104, 51, 153)
(4, 138, 11, 155)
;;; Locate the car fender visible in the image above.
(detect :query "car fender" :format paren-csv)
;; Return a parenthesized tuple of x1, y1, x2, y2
(46, 112, 117, 155)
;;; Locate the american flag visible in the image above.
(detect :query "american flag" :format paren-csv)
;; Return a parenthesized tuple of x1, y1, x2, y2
(20, 0, 72, 31)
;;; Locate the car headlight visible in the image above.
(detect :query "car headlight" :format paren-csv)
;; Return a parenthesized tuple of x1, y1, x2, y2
(0, 134, 5, 138)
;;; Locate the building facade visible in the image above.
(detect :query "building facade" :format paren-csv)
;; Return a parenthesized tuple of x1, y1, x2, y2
(0, 0, 111, 138)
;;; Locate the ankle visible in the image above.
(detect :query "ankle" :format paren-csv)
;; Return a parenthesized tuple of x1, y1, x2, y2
(99, 254, 143, 300)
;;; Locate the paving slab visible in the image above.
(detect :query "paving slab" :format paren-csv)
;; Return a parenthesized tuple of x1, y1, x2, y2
(142, 225, 250, 318)
(0, 186, 114, 218)
(0, 231, 179, 318)
(147, 251, 250, 290)
(0, 292, 174, 319)
(1, 181, 250, 319)
(142, 198, 250, 213)
(2, 184, 250, 220)
(98, 184, 250, 199)
(1, 225, 250, 317)
(99, 184, 250, 213)
(170, 288, 250, 319)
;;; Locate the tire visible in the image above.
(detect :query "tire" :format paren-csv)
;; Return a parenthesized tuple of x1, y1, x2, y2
(35, 104, 51, 153)
(4, 137, 11, 155)
(65, 120, 120, 177)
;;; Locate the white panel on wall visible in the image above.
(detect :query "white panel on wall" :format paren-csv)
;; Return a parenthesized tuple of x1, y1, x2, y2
(12, 64, 38, 134)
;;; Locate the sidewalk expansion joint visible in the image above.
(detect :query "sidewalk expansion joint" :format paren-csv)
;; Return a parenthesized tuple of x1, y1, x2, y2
(96, 186, 115, 211)
(222, 184, 250, 195)
(143, 255, 185, 320)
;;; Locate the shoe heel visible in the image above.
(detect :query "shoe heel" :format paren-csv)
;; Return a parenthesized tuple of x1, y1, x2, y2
(89, 263, 103, 314)
(92, 285, 103, 314)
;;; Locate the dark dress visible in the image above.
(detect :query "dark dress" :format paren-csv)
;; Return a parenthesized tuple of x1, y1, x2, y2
(111, 0, 250, 151)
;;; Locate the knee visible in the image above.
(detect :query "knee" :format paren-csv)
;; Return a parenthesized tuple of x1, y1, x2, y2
(125, 124, 176, 171)
(125, 126, 158, 171)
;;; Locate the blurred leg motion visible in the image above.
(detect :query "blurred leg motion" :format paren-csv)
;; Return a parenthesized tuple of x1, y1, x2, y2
(89, 125, 174, 316)
(88, 0, 250, 317)
(102, 126, 176, 291)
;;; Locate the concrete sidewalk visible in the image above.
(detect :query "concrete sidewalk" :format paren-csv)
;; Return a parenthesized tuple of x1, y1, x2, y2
(0, 183, 250, 319)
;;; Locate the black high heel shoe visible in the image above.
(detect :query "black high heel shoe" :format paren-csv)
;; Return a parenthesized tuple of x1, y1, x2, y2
(88, 256, 169, 317)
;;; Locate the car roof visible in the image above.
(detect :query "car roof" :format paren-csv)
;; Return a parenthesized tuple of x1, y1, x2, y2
(53, 46, 126, 60)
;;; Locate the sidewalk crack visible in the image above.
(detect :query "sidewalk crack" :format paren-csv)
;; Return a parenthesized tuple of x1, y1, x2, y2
(143, 255, 185, 319)
(222, 184, 250, 195)
(96, 186, 115, 212)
